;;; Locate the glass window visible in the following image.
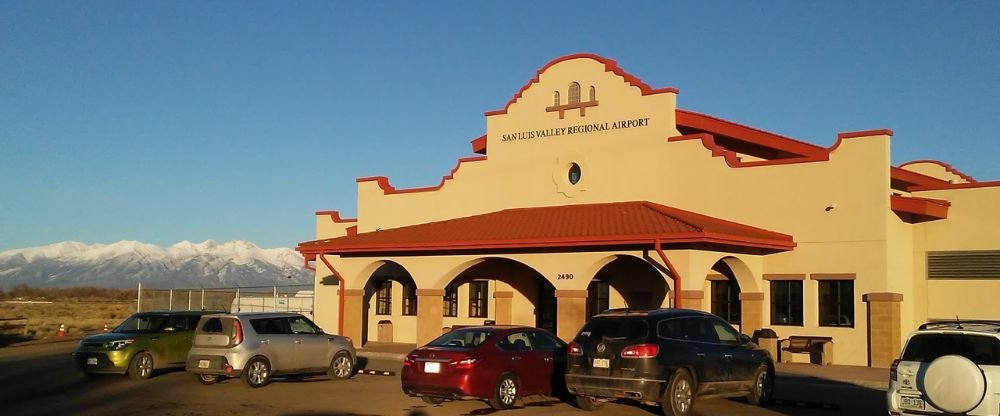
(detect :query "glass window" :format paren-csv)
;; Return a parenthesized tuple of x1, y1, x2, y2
(115, 314, 168, 333)
(770, 280, 803, 326)
(443, 282, 458, 317)
(819, 280, 854, 327)
(587, 280, 610, 318)
(568, 163, 582, 185)
(469, 281, 489, 318)
(709, 319, 740, 345)
(287, 316, 320, 334)
(902, 333, 1000, 365)
(375, 280, 392, 315)
(568, 82, 581, 104)
(428, 329, 492, 348)
(553, 91, 560, 106)
(589, 85, 596, 101)
(711, 279, 742, 324)
(529, 331, 562, 351)
(250, 318, 289, 335)
(578, 316, 648, 342)
(199, 317, 224, 334)
(498, 332, 534, 351)
(402, 282, 417, 316)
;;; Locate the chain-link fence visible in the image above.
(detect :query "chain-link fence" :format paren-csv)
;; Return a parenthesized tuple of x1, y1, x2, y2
(136, 284, 314, 319)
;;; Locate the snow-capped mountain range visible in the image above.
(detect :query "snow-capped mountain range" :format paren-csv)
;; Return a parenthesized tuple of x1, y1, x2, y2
(0, 240, 312, 288)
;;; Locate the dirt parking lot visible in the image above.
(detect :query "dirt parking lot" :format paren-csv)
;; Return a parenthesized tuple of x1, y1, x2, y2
(0, 340, 886, 416)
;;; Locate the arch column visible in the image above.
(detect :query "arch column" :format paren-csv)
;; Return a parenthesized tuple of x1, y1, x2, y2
(341, 288, 364, 347)
(865, 292, 902, 368)
(416, 288, 444, 346)
(555, 289, 587, 342)
(739, 292, 764, 336)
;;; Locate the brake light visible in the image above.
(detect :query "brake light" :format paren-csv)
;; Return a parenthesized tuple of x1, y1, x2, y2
(403, 355, 414, 367)
(890, 359, 900, 381)
(621, 344, 659, 358)
(232, 319, 244, 346)
(451, 358, 479, 369)
(568, 342, 583, 356)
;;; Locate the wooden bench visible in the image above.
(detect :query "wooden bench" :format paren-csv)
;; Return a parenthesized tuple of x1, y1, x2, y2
(780, 335, 833, 365)
(0, 317, 29, 337)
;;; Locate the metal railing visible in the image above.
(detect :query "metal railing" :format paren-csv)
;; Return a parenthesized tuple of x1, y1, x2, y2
(136, 283, 314, 319)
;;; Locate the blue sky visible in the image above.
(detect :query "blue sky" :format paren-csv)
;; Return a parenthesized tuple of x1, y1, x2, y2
(1, 1, 998, 251)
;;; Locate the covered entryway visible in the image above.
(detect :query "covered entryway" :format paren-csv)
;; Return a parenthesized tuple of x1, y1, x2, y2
(587, 255, 669, 318)
(360, 261, 417, 345)
(443, 258, 557, 335)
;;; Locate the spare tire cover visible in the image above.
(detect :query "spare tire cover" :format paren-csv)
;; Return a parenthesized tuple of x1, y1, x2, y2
(920, 354, 986, 414)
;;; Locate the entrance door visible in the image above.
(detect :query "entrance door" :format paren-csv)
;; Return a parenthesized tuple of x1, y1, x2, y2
(536, 281, 557, 335)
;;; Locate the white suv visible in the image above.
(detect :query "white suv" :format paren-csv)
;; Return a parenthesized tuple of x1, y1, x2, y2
(888, 320, 1000, 415)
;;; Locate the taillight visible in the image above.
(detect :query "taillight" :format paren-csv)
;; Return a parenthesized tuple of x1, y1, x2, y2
(568, 342, 583, 356)
(889, 359, 900, 381)
(403, 355, 414, 367)
(232, 319, 244, 346)
(621, 344, 659, 358)
(451, 358, 479, 369)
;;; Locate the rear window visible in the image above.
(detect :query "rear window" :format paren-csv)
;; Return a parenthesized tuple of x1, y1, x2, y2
(577, 316, 649, 342)
(197, 317, 233, 336)
(428, 329, 492, 348)
(902, 333, 1000, 365)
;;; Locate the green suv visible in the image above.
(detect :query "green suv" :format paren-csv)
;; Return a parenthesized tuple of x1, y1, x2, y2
(73, 310, 217, 379)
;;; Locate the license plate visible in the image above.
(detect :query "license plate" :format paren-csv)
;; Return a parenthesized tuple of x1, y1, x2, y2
(900, 396, 924, 410)
(424, 362, 440, 373)
(86, 357, 98, 366)
(198, 360, 210, 369)
(593, 358, 610, 368)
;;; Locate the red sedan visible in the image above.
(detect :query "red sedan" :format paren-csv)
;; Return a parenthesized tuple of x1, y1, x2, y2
(401, 325, 567, 409)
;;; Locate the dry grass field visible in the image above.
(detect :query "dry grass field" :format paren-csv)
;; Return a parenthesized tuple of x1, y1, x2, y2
(0, 300, 135, 339)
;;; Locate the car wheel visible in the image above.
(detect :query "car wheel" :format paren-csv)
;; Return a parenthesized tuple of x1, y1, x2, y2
(243, 357, 271, 388)
(661, 369, 695, 416)
(488, 373, 518, 410)
(327, 351, 354, 380)
(421, 397, 445, 405)
(196, 374, 221, 385)
(746, 364, 774, 406)
(576, 395, 605, 411)
(127, 352, 154, 380)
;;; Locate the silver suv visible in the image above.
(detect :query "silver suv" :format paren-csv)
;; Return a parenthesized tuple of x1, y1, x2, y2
(888, 320, 1000, 415)
(185, 312, 356, 387)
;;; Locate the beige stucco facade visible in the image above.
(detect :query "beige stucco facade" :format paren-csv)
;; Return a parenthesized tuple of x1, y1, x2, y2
(299, 54, 1000, 368)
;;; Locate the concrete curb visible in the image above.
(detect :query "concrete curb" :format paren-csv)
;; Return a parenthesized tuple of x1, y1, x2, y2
(357, 351, 407, 361)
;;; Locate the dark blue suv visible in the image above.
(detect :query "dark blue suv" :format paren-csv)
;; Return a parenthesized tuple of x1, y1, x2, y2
(565, 308, 774, 416)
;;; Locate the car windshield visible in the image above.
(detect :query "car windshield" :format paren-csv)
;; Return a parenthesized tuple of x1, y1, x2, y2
(115, 314, 169, 334)
(579, 316, 648, 342)
(427, 329, 492, 348)
(902, 333, 1000, 365)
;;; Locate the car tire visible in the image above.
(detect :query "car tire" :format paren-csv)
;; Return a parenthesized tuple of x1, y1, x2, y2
(661, 369, 695, 416)
(576, 395, 605, 411)
(327, 351, 354, 380)
(127, 352, 154, 380)
(421, 397, 445, 405)
(243, 357, 271, 388)
(746, 364, 774, 406)
(488, 373, 519, 410)
(196, 374, 221, 385)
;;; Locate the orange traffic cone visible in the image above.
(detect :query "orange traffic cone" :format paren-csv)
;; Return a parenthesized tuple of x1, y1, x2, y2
(56, 323, 66, 337)
(103, 323, 110, 332)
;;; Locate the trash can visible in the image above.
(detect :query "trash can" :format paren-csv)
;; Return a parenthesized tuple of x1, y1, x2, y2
(377, 320, 393, 343)
(751, 328, 779, 361)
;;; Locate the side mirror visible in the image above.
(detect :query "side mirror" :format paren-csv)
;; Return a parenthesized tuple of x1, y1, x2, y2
(739, 334, 752, 345)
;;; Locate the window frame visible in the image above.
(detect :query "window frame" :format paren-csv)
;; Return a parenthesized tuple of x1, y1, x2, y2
(443, 282, 458, 317)
(586, 280, 610, 318)
(711, 279, 742, 324)
(818, 280, 854, 327)
(375, 280, 392, 316)
(770, 280, 804, 326)
(402, 282, 417, 316)
(468, 280, 489, 318)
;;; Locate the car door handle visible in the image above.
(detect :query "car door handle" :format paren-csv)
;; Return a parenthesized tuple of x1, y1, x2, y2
(260, 339, 269, 344)
(724, 354, 733, 359)
(511, 356, 521, 360)
(543, 357, 552, 362)
(150, 337, 159, 341)
(294, 340, 302, 344)
(696, 353, 705, 358)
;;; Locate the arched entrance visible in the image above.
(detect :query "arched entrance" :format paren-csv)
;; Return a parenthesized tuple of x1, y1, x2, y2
(586, 255, 668, 318)
(361, 261, 416, 345)
(443, 258, 557, 335)
(708, 260, 742, 324)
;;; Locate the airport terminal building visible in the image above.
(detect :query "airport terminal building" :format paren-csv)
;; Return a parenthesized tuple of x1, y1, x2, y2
(297, 54, 1000, 367)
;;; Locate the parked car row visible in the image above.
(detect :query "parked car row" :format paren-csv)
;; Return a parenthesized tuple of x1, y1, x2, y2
(402, 308, 775, 416)
(72, 311, 356, 387)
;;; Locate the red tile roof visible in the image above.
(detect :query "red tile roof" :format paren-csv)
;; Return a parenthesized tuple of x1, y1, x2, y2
(297, 201, 794, 255)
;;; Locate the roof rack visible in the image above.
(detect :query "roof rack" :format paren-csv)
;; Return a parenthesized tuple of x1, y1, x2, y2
(918, 320, 1000, 331)
(600, 307, 652, 315)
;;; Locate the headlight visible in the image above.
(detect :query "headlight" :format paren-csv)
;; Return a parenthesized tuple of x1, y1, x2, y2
(103, 339, 134, 350)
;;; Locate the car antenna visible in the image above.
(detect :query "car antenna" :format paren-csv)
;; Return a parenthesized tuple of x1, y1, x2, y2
(955, 315, 962, 329)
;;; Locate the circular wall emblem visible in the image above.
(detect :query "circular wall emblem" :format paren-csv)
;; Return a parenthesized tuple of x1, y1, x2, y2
(596, 343, 606, 354)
